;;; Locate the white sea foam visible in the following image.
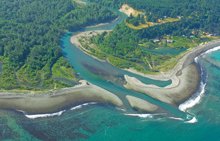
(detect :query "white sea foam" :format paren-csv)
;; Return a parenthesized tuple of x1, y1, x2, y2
(201, 46, 220, 56)
(125, 114, 154, 118)
(22, 102, 97, 119)
(168, 117, 184, 121)
(185, 117, 198, 124)
(116, 107, 126, 112)
(25, 110, 66, 119)
(70, 102, 97, 110)
(179, 81, 206, 112)
(179, 51, 207, 112)
(125, 113, 166, 118)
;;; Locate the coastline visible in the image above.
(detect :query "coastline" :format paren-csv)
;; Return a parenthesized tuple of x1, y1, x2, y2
(70, 27, 220, 108)
(0, 80, 123, 114)
(1, 23, 219, 115)
(125, 40, 220, 88)
(124, 63, 200, 105)
(124, 41, 220, 106)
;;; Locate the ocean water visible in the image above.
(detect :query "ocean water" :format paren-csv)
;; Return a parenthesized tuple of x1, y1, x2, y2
(1, 11, 220, 141)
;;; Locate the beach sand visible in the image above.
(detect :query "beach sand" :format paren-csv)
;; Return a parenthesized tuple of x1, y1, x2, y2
(125, 64, 200, 105)
(126, 95, 158, 112)
(0, 81, 123, 114)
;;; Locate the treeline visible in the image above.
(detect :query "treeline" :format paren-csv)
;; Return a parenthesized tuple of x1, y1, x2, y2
(89, 0, 220, 73)
(0, 0, 117, 90)
(89, 0, 220, 35)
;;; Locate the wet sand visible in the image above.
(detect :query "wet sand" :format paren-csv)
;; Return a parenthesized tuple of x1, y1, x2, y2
(126, 95, 158, 112)
(0, 81, 123, 114)
(125, 64, 200, 105)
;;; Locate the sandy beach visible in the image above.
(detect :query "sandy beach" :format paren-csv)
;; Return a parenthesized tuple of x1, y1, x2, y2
(0, 80, 123, 114)
(125, 64, 200, 105)
(126, 95, 158, 112)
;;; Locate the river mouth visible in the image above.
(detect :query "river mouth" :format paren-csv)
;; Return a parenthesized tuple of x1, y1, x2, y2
(60, 11, 197, 121)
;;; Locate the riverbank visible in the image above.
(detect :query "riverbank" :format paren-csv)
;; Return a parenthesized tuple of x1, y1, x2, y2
(126, 39, 220, 88)
(0, 80, 123, 114)
(70, 30, 111, 62)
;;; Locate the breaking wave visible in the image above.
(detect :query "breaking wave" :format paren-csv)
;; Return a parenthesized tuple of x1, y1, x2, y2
(20, 102, 97, 119)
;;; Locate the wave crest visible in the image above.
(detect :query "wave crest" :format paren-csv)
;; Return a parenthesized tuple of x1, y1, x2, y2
(20, 102, 97, 119)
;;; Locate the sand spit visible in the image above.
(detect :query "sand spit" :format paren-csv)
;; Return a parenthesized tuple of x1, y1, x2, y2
(126, 95, 158, 112)
(124, 64, 200, 105)
(0, 81, 123, 114)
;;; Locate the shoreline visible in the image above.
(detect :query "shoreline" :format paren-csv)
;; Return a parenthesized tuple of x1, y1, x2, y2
(124, 63, 200, 105)
(0, 80, 123, 114)
(124, 42, 220, 106)
(126, 40, 220, 88)
(1, 23, 219, 115)
(70, 27, 220, 109)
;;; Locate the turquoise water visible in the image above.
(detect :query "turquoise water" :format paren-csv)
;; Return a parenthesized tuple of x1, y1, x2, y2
(1, 10, 220, 141)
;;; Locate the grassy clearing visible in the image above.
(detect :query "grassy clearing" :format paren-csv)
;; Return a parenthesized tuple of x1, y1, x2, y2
(126, 17, 180, 30)
(125, 21, 156, 30)
(120, 4, 143, 17)
(158, 17, 180, 23)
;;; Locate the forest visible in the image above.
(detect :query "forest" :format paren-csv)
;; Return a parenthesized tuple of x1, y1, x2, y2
(0, 0, 116, 90)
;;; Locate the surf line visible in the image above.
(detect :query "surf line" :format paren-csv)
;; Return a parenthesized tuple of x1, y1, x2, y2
(179, 46, 220, 112)
(17, 102, 98, 119)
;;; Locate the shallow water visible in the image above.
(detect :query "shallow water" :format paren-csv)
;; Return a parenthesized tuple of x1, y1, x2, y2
(1, 11, 220, 141)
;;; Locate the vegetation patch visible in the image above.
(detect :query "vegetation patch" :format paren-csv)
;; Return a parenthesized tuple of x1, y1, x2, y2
(119, 4, 143, 17)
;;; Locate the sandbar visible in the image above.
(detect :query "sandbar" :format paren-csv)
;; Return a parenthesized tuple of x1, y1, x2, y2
(0, 80, 123, 114)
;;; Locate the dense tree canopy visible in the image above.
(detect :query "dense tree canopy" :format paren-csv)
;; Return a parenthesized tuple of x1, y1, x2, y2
(0, 0, 117, 90)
